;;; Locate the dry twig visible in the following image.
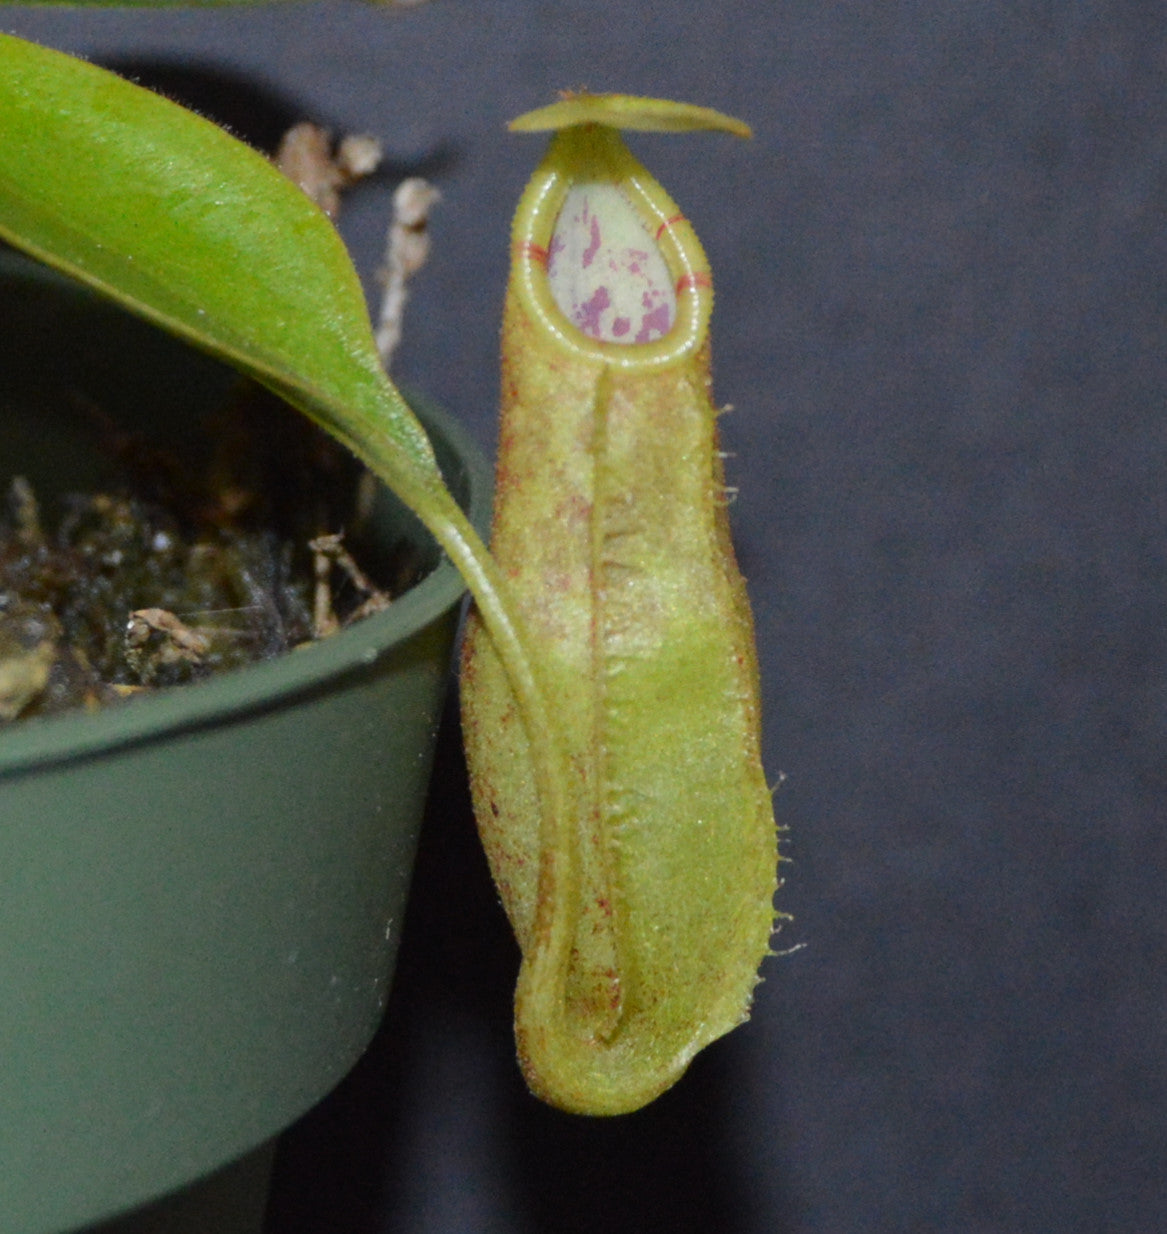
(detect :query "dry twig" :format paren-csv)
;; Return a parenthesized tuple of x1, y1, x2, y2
(275, 122, 383, 220)
(375, 177, 441, 371)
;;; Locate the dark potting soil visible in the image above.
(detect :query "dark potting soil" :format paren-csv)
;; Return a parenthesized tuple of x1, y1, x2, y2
(0, 382, 422, 723)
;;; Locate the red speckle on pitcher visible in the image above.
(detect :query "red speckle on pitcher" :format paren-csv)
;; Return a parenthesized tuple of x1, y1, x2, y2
(548, 183, 675, 344)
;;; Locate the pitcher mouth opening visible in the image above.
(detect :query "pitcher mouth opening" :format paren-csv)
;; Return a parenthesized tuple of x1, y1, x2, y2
(510, 124, 713, 371)
(546, 181, 677, 345)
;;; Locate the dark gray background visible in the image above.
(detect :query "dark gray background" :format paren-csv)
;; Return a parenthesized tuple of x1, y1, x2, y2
(5, 2, 1164, 1230)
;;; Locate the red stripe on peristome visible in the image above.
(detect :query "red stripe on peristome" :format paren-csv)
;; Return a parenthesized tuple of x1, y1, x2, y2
(522, 241, 550, 266)
(655, 213, 686, 241)
(676, 271, 713, 294)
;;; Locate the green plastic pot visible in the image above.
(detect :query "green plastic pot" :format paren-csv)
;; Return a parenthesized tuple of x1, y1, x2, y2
(0, 254, 491, 1233)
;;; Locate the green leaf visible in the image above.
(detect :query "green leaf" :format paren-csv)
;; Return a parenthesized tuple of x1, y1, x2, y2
(0, 33, 573, 885)
(0, 33, 440, 497)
